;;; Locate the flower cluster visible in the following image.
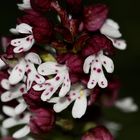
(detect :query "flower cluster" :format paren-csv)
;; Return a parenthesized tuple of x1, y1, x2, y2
(0, 0, 133, 140)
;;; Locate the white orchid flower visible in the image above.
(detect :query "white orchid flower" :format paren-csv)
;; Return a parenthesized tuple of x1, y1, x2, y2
(10, 23, 35, 53)
(2, 106, 30, 139)
(1, 78, 27, 102)
(33, 62, 71, 101)
(49, 84, 90, 118)
(100, 19, 127, 50)
(8, 52, 45, 90)
(115, 97, 138, 113)
(83, 51, 114, 89)
(17, 0, 31, 10)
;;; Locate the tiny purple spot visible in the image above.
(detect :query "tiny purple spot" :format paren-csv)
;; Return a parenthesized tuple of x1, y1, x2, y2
(97, 69, 101, 73)
(55, 76, 60, 81)
(101, 81, 104, 85)
(36, 75, 40, 79)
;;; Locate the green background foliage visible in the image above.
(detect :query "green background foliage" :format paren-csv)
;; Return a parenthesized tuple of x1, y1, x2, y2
(0, 0, 140, 139)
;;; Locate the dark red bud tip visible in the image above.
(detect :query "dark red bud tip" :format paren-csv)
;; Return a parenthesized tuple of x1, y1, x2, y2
(30, 0, 52, 13)
(83, 4, 109, 32)
(81, 125, 114, 140)
(30, 108, 55, 134)
(82, 34, 113, 57)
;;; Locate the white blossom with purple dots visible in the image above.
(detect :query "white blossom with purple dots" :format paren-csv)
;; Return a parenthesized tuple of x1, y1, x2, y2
(100, 19, 127, 50)
(48, 84, 90, 118)
(10, 23, 35, 53)
(33, 61, 71, 101)
(2, 106, 31, 139)
(83, 51, 114, 89)
(8, 52, 45, 90)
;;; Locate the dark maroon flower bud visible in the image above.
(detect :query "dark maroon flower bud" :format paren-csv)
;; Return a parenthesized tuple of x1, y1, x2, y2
(81, 125, 114, 140)
(82, 34, 113, 57)
(18, 12, 53, 44)
(57, 53, 83, 73)
(32, 26, 53, 44)
(30, 0, 52, 13)
(83, 4, 109, 32)
(17, 10, 41, 26)
(4, 45, 15, 59)
(29, 108, 55, 134)
(23, 87, 42, 103)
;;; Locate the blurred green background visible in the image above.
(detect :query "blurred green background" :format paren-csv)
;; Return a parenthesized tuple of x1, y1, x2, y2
(0, 0, 140, 140)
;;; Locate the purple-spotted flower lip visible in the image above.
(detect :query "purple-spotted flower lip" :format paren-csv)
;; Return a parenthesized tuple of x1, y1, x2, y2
(48, 84, 91, 118)
(33, 61, 71, 101)
(8, 52, 45, 91)
(100, 19, 127, 50)
(83, 51, 114, 89)
(10, 23, 35, 53)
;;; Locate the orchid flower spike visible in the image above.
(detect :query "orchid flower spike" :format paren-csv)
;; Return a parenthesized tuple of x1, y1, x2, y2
(2, 106, 30, 139)
(100, 19, 127, 50)
(10, 23, 35, 53)
(33, 61, 71, 101)
(83, 51, 114, 89)
(17, 0, 32, 10)
(49, 84, 91, 118)
(8, 52, 45, 90)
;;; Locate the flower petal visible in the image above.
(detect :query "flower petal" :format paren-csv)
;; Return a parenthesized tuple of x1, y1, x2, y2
(16, 23, 32, 34)
(105, 19, 120, 30)
(17, 0, 31, 10)
(72, 95, 87, 118)
(87, 60, 100, 89)
(2, 106, 16, 117)
(13, 125, 30, 139)
(100, 19, 122, 38)
(9, 59, 26, 85)
(33, 83, 48, 91)
(25, 52, 42, 64)
(1, 84, 26, 102)
(83, 55, 95, 74)
(11, 35, 35, 53)
(1, 79, 10, 90)
(100, 54, 114, 73)
(41, 73, 65, 101)
(98, 71, 108, 88)
(59, 71, 71, 97)
(37, 62, 59, 76)
(2, 118, 18, 128)
(110, 38, 127, 50)
(53, 97, 71, 113)
(15, 102, 27, 115)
